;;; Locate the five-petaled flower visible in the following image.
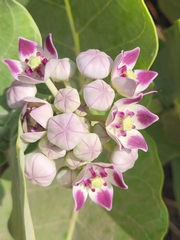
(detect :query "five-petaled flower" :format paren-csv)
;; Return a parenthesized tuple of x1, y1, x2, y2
(111, 47, 158, 97)
(3, 34, 58, 84)
(73, 163, 128, 211)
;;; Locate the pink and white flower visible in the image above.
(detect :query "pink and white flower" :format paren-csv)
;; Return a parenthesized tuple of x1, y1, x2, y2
(57, 167, 80, 188)
(21, 97, 53, 142)
(73, 163, 128, 211)
(76, 49, 113, 79)
(3, 34, 58, 84)
(105, 95, 159, 151)
(111, 47, 158, 97)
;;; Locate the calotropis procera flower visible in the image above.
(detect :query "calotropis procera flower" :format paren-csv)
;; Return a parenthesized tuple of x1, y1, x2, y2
(111, 47, 158, 97)
(65, 151, 87, 170)
(76, 49, 113, 79)
(110, 145, 138, 173)
(44, 58, 76, 82)
(3, 34, 58, 84)
(73, 133, 102, 162)
(6, 80, 37, 109)
(73, 163, 128, 211)
(105, 95, 159, 151)
(38, 136, 66, 160)
(54, 87, 80, 113)
(47, 113, 85, 151)
(21, 97, 53, 142)
(83, 79, 115, 111)
(25, 152, 56, 187)
(57, 167, 80, 188)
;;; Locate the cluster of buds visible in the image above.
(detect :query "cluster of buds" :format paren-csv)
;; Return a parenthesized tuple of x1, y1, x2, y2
(3, 34, 158, 211)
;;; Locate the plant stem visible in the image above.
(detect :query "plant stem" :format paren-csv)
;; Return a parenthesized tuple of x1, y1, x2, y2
(66, 210, 78, 240)
(45, 78, 58, 97)
(86, 113, 107, 122)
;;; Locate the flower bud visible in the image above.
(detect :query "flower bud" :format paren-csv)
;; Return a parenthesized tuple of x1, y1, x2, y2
(73, 133, 102, 162)
(39, 136, 66, 160)
(83, 79, 115, 111)
(7, 81, 37, 109)
(110, 145, 138, 172)
(44, 58, 76, 82)
(93, 122, 110, 143)
(54, 87, 80, 113)
(65, 151, 87, 170)
(21, 97, 53, 143)
(25, 153, 56, 187)
(76, 49, 113, 79)
(56, 167, 79, 188)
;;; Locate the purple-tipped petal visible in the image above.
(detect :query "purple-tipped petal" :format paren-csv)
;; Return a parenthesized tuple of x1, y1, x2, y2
(18, 37, 42, 62)
(120, 130, 148, 151)
(106, 168, 128, 189)
(73, 185, 88, 211)
(121, 47, 140, 69)
(88, 183, 113, 211)
(111, 77, 137, 97)
(3, 59, 25, 79)
(43, 34, 58, 59)
(135, 70, 158, 93)
(18, 74, 45, 84)
(131, 104, 159, 129)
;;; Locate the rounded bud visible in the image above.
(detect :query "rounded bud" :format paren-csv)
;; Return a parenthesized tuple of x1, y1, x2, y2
(93, 122, 110, 144)
(83, 79, 115, 111)
(65, 151, 87, 170)
(7, 81, 37, 109)
(38, 136, 66, 160)
(44, 58, 76, 82)
(56, 167, 79, 188)
(25, 153, 56, 187)
(110, 145, 138, 172)
(54, 87, 80, 113)
(76, 49, 113, 79)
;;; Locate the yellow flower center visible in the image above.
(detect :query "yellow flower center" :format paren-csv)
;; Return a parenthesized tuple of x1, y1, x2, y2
(125, 69, 136, 80)
(27, 56, 42, 71)
(90, 176, 104, 188)
(122, 116, 134, 131)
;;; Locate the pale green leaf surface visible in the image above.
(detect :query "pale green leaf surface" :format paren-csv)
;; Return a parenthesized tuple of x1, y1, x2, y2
(0, 0, 41, 116)
(26, 0, 158, 69)
(0, 170, 13, 240)
(158, 0, 180, 23)
(26, 132, 168, 240)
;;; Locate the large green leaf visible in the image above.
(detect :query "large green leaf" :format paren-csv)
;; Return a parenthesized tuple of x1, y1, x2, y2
(26, 132, 168, 240)
(171, 158, 180, 214)
(158, 0, 180, 23)
(0, 0, 41, 116)
(25, 0, 158, 69)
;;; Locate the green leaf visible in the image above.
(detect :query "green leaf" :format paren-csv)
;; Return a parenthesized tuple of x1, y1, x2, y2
(0, 0, 41, 116)
(0, 170, 13, 240)
(26, 132, 168, 239)
(171, 158, 180, 214)
(26, 0, 158, 69)
(158, 0, 180, 23)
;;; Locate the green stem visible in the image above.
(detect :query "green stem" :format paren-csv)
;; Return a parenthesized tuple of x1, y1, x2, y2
(86, 114, 107, 122)
(63, 80, 72, 88)
(103, 142, 114, 152)
(45, 78, 58, 97)
(66, 210, 78, 240)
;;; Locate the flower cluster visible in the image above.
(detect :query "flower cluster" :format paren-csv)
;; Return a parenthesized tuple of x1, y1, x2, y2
(3, 34, 158, 211)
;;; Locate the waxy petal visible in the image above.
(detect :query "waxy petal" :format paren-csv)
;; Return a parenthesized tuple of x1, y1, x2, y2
(47, 113, 85, 151)
(43, 33, 58, 59)
(131, 104, 159, 129)
(18, 74, 45, 84)
(111, 77, 137, 97)
(120, 129, 148, 151)
(21, 131, 46, 143)
(18, 37, 43, 62)
(88, 183, 113, 211)
(3, 59, 26, 79)
(73, 185, 88, 211)
(106, 167, 128, 188)
(134, 70, 158, 93)
(83, 79, 115, 111)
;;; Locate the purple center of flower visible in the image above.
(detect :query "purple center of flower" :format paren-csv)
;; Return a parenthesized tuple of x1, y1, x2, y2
(25, 52, 48, 78)
(111, 109, 136, 137)
(120, 65, 136, 80)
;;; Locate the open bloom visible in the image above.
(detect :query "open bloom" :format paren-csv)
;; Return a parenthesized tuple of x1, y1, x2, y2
(21, 97, 53, 142)
(3, 34, 58, 84)
(73, 163, 128, 211)
(111, 47, 158, 97)
(105, 95, 159, 151)
(76, 49, 113, 79)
